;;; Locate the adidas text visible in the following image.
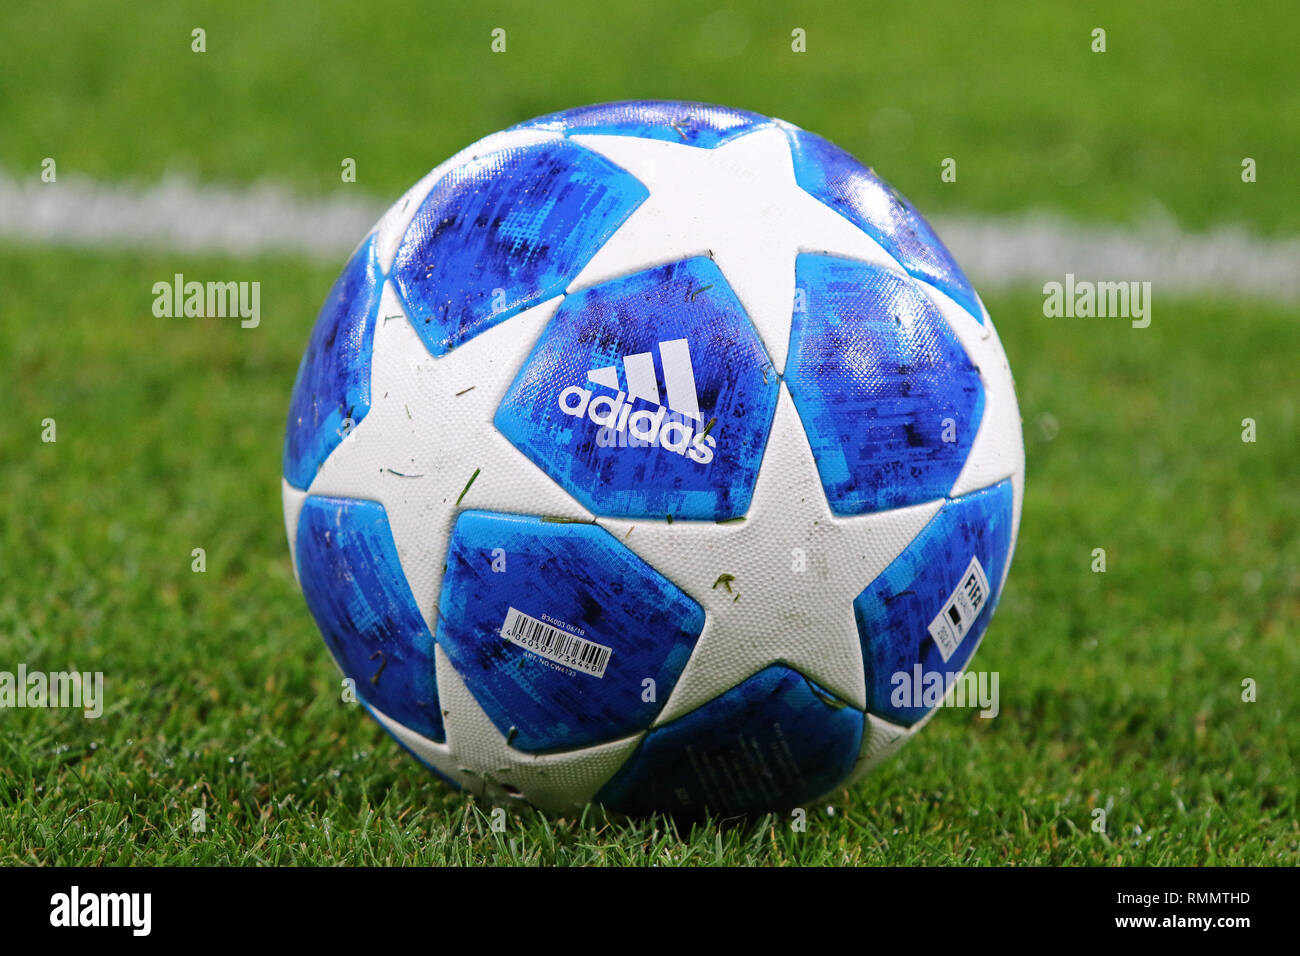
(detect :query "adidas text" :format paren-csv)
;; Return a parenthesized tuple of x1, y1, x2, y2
(558, 387, 716, 464)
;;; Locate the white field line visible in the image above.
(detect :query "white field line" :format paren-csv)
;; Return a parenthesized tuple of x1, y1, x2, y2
(0, 173, 380, 261)
(937, 214, 1300, 301)
(1, 171, 1297, 299)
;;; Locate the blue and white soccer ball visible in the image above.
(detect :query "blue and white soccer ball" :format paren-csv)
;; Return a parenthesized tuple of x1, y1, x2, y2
(282, 101, 1024, 816)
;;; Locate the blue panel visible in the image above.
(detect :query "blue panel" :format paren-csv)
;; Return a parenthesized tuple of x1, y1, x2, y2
(595, 666, 864, 817)
(494, 258, 779, 519)
(435, 511, 704, 753)
(786, 129, 983, 322)
(786, 255, 984, 514)
(855, 480, 1014, 726)
(389, 139, 647, 357)
(513, 99, 774, 148)
(296, 496, 444, 742)
(283, 237, 382, 490)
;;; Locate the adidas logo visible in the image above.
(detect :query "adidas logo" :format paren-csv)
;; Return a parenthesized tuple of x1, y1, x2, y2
(557, 338, 717, 465)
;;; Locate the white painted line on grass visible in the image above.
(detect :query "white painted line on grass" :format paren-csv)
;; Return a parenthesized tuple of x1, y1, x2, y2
(1, 171, 1296, 299)
(0, 172, 379, 260)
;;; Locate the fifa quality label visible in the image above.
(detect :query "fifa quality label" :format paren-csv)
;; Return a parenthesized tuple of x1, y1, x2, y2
(500, 606, 613, 678)
(926, 556, 990, 662)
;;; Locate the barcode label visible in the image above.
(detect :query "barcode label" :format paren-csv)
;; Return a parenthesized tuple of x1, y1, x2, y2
(927, 556, 990, 662)
(500, 607, 612, 678)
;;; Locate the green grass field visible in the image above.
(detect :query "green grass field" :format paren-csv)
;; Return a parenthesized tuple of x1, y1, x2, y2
(2, 251, 1295, 865)
(1, 0, 1296, 865)
(4, 0, 1298, 233)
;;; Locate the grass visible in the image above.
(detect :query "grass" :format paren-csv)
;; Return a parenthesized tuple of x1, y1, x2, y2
(0, 247, 1295, 865)
(2, 0, 1298, 235)
(1, 0, 1296, 866)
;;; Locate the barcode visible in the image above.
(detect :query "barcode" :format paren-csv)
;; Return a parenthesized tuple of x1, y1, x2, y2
(926, 556, 990, 662)
(500, 606, 613, 678)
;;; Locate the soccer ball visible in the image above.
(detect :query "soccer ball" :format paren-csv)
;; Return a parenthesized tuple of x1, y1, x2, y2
(282, 101, 1024, 816)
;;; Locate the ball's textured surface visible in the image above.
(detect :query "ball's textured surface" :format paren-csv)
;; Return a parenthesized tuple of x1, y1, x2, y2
(282, 101, 1024, 816)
